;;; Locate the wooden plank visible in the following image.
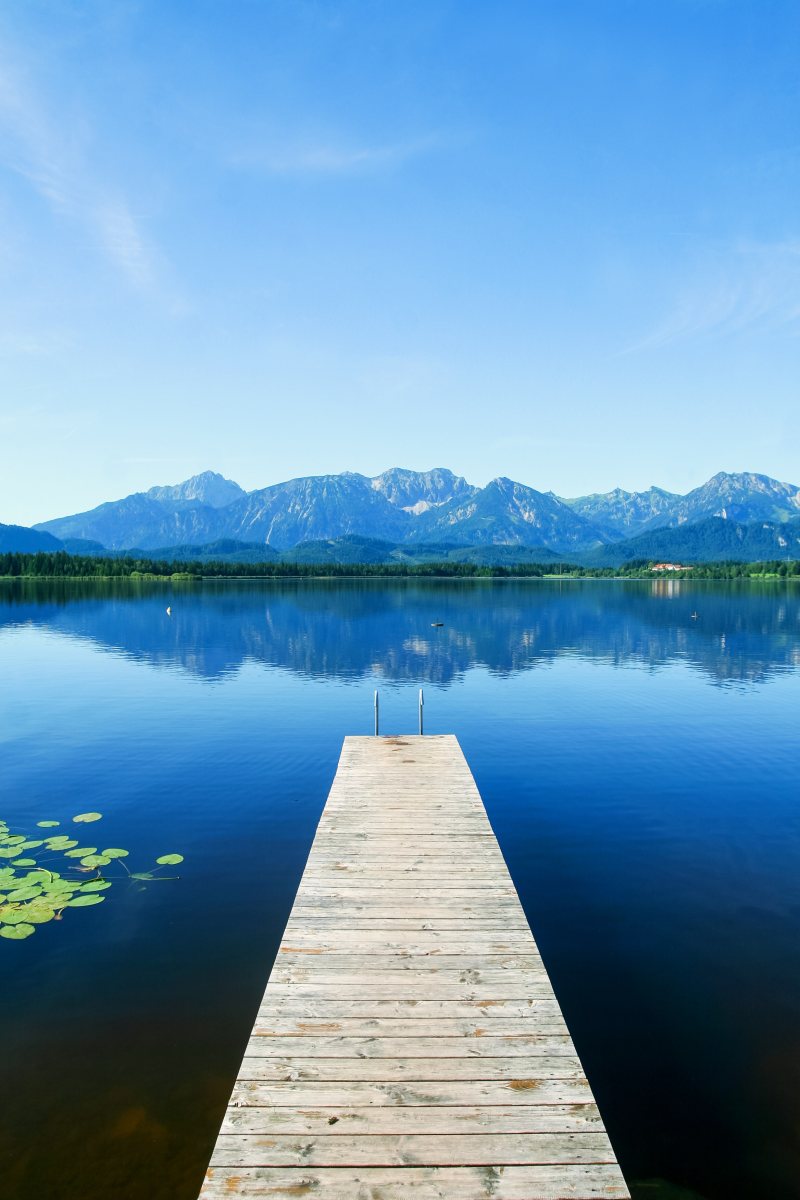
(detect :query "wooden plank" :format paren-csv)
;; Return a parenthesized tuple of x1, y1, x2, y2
(235, 1056, 586, 1083)
(208, 1131, 617, 1167)
(199, 735, 629, 1199)
(230, 1078, 597, 1107)
(252, 1016, 569, 1037)
(220, 1103, 603, 1135)
(243, 1034, 576, 1058)
(201, 1165, 630, 1198)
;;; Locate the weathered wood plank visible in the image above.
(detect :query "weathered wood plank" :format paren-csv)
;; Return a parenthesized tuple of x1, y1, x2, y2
(220, 1102, 603, 1135)
(201, 1165, 630, 1198)
(252, 1015, 569, 1037)
(198, 736, 629, 1199)
(229, 1078, 597, 1107)
(209, 1131, 618, 1167)
(235, 1056, 586, 1083)
(243, 1034, 575, 1058)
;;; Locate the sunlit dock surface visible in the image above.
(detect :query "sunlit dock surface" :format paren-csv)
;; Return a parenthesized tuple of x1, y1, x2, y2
(199, 734, 629, 1198)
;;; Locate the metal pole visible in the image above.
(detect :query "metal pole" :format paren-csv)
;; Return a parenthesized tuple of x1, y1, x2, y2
(374, 689, 379, 736)
(418, 688, 424, 736)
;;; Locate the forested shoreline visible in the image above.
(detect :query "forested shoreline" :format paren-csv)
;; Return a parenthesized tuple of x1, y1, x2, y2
(1, 551, 799, 581)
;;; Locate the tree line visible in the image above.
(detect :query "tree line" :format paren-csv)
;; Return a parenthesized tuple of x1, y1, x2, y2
(1, 551, 799, 580)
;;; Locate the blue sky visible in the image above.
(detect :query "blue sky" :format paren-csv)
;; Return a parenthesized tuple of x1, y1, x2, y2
(1, 0, 798, 525)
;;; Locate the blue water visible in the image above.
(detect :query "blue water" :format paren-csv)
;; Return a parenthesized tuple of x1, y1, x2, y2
(1, 578, 799, 1200)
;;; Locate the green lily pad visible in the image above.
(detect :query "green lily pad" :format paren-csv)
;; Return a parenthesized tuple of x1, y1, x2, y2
(81, 880, 112, 892)
(156, 854, 184, 866)
(11, 859, 36, 868)
(24, 902, 56, 924)
(1, 835, 25, 846)
(0, 923, 35, 939)
(17, 840, 43, 850)
(72, 813, 102, 823)
(47, 838, 78, 850)
(0, 848, 21, 859)
(36, 820, 60, 828)
(80, 855, 111, 868)
(101, 849, 129, 859)
(5, 886, 43, 903)
(0, 906, 33, 924)
(130, 872, 155, 880)
(64, 847, 97, 859)
(67, 894, 105, 907)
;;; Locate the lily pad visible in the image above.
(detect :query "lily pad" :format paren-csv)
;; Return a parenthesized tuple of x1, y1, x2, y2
(64, 847, 97, 859)
(5, 886, 43, 903)
(11, 859, 36, 868)
(101, 849, 129, 859)
(36, 820, 60, 828)
(156, 854, 184, 866)
(80, 854, 111, 868)
(67, 894, 105, 907)
(47, 837, 78, 850)
(72, 813, 102, 824)
(1, 835, 25, 846)
(0, 923, 35, 940)
(24, 902, 56, 924)
(0, 906, 34, 924)
(81, 880, 112, 892)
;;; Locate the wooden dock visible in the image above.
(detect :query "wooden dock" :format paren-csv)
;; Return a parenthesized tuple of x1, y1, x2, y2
(200, 734, 629, 1199)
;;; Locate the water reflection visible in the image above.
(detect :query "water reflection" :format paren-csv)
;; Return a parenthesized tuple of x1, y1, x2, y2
(1, 578, 798, 686)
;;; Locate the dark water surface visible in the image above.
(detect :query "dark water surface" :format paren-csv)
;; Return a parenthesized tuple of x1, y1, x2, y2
(1, 578, 799, 1200)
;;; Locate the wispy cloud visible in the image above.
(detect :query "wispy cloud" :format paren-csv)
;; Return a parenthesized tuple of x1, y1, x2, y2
(229, 131, 445, 177)
(625, 239, 800, 352)
(0, 330, 73, 357)
(0, 48, 163, 293)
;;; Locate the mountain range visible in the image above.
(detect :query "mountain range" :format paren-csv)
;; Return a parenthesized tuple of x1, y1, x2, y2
(1, 467, 798, 564)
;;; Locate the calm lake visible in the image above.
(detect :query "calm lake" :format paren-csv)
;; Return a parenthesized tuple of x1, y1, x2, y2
(1, 577, 799, 1200)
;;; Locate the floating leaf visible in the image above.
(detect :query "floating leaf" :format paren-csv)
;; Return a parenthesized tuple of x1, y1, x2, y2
(101, 849, 129, 859)
(130, 872, 155, 880)
(5, 886, 43, 903)
(67, 894, 105, 907)
(0, 923, 35, 940)
(1, 835, 25, 846)
(0, 906, 33, 924)
(72, 813, 102, 824)
(11, 858, 36, 867)
(36, 820, 60, 828)
(47, 837, 78, 850)
(80, 854, 111, 868)
(155, 854, 184, 866)
(0, 848, 21, 859)
(81, 880, 112, 893)
(24, 902, 56, 924)
(64, 847, 97, 859)
(17, 840, 43, 850)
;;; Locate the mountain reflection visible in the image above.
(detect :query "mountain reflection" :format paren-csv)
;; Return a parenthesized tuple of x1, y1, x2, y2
(1, 578, 798, 687)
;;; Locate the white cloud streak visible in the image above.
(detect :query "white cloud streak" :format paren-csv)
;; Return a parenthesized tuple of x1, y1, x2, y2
(229, 132, 444, 177)
(625, 239, 800, 352)
(0, 50, 159, 291)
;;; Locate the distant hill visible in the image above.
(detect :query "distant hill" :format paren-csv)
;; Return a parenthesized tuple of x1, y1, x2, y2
(28, 466, 800, 558)
(589, 515, 800, 565)
(565, 486, 680, 538)
(0, 524, 63, 553)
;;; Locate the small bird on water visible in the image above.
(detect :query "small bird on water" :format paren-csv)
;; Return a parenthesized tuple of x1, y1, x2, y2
(166, 606, 172, 616)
